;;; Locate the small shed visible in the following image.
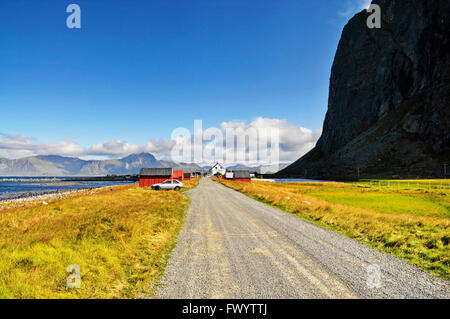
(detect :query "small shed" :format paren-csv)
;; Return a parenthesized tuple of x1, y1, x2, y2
(139, 168, 173, 187)
(172, 170, 184, 182)
(232, 170, 251, 182)
(184, 172, 191, 180)
(224, 171, 234, 179)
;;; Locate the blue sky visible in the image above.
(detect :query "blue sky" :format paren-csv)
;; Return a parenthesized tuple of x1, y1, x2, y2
(0, 0, 370, 161)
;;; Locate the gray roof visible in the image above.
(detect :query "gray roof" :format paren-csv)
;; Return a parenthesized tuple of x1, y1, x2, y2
(140, 168, 173, 176)
(232, 170, 251, 178)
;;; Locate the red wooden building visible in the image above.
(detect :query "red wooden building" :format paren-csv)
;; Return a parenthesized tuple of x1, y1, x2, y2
(172, 170, 184, 182)
(139, 168, 173, 187)
(233, 170, 251, 182)
(223, 170, 251, 182)
(140, 168, 187, 187)
(184, 172, 191, 180)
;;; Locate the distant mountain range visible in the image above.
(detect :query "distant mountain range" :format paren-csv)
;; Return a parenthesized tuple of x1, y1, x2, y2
(226, 163, 290, 174)
(0, 153, 204, 177)
(0, 152, 291, 176)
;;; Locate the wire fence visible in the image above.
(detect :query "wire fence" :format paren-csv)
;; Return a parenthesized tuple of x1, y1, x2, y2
(352, 180, 450, 191)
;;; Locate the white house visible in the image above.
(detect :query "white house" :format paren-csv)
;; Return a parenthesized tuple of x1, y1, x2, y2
(208, 162, 226, 176)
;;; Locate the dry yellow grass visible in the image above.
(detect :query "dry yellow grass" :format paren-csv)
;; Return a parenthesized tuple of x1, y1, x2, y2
(217, 179, 450, 279)
(182, 178, 200, 191)
(0, 184, 192, 298)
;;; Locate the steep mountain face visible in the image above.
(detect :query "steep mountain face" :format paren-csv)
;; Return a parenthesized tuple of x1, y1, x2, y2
(0, 153, 202, 176)
(281, 0, 450, 179)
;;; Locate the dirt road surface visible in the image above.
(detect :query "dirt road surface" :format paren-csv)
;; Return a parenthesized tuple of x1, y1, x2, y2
(155, 178, 450, 298)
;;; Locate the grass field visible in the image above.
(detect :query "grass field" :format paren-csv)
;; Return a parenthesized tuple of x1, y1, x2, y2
(217, 179, 450, 280)
(181, 178, 200, 191)
(0, 178, 199, 299)
(358, 179, 450, 191)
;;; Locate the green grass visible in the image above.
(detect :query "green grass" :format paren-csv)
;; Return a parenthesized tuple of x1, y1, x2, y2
(217, 179, 450, 280)
(0, 184, 194, 298)
(307, 188, 449, 217)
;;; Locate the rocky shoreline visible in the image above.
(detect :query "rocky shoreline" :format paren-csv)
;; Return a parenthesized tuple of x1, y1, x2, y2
(0, 188, 85, 201)
(0, 186, 115, 210)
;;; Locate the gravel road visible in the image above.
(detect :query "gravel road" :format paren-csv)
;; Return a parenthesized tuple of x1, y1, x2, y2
(155, 178, 450, 299)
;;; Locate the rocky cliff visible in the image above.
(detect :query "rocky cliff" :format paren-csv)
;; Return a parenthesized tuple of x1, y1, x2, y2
(280, 0, 450, 179)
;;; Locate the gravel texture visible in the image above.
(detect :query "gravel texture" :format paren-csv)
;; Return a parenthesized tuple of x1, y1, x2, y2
(155, 178, 450, 299)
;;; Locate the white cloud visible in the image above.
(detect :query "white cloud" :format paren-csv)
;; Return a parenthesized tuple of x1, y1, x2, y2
(171, 118, 321, 166)
(0, 118, 321, 166)
(0, 133, 177, 160)
(87, 139, 175, 158)
(0, 134, 84, 158)
(337, 0, 371, 18)
(359, 0, 372, 10)
(219, 117, 321, 164)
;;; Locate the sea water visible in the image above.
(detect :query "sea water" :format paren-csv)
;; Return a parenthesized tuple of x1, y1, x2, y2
(0, 177, 135, 200)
